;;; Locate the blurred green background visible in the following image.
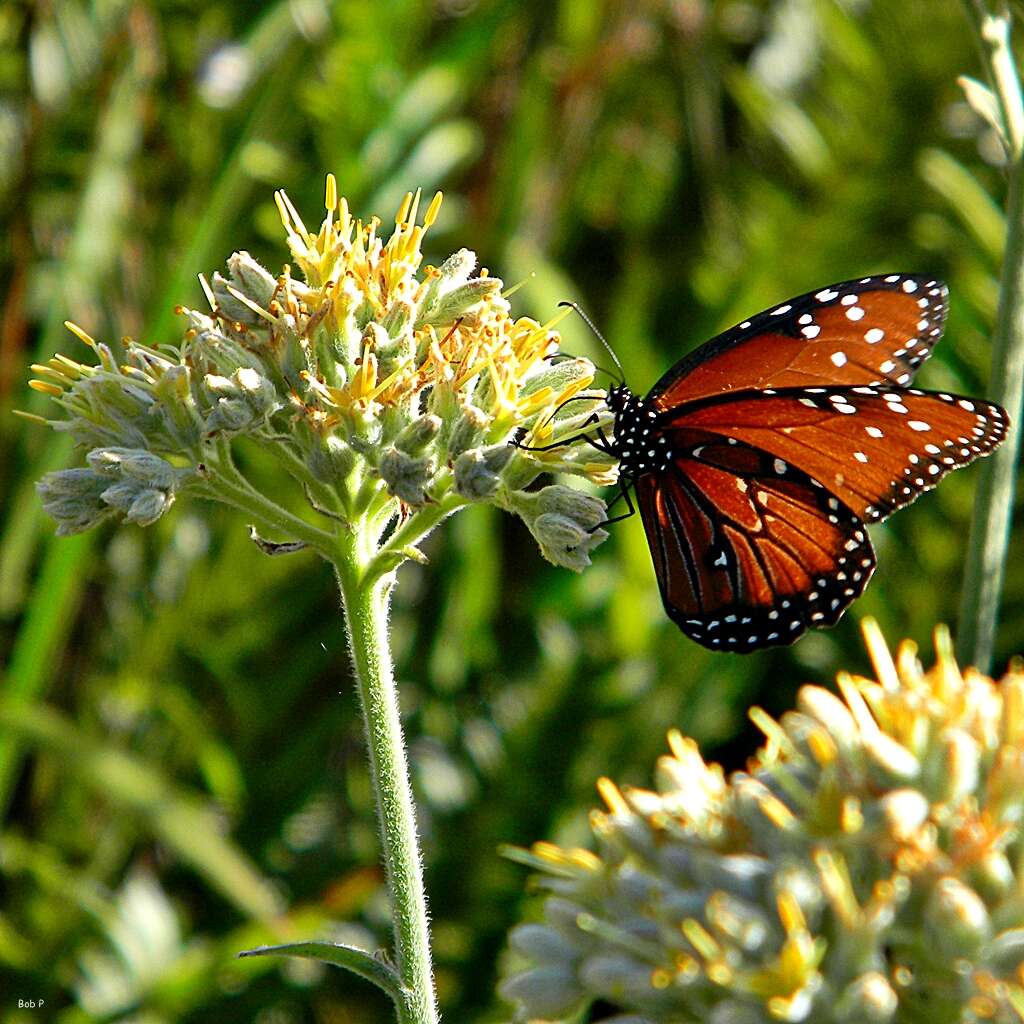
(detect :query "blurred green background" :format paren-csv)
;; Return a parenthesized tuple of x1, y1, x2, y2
(1, 1, 1021, 1021)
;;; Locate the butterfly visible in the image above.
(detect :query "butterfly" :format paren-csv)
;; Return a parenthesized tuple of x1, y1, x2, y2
(594, 274, 1008, 652)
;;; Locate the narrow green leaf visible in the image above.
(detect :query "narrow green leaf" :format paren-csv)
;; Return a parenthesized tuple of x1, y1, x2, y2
(239, 941, 405, 1006)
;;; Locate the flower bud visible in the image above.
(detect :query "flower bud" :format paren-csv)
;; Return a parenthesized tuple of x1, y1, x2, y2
(98, 480, 174, 527)
(417, 248, 476, 322)
(233, 366, 280, 413)
(37, 469, 116, 536)
(834, 972, 897, 1022)
(205, 397, 255, 434)
(378, 447, 435, 506)
(520, 357, 595, 401)
(86, 448, 178, 490)
(210, 251, 278, 324)
(497, 964, 584, 1020)
(532, 513, 607, 572)
(382, 300, 414, 340)
(543, 898, 593, 944)
(537, 485, 605, 530)
(453, 444, 515, 500)
(446, 403, 489, 459)
(125, 487, 175, 526)
(420, 278, 502, 327)
(508, 923, 579, 964)
(578, 953, 658, 1004)
(925, 877, 991, 956)
(395, 414, 442, 455)
(307, 435, 356, 485)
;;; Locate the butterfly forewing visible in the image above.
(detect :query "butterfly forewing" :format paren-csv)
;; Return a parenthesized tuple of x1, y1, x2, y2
(671, 386, 1008, 522)
(649, 274, 948, 408)
(636, 438, 875, 652)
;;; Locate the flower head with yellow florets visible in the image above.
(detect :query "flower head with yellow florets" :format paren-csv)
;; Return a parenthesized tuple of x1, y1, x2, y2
(26, 177, 617, 573)
(502, 620, 1024, 1024)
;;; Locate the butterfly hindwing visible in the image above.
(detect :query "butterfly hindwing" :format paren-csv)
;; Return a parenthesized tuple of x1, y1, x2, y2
(636, 436, 875, 652)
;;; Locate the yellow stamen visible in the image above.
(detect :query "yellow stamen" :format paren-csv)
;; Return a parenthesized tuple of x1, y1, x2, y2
(840, 795, 863, 833)
(423, 190, 443, 227)
(223, 284, 276, 324)
(368, 358, 415, 402)
(396, 191, 413, 228)
(64, 321, 98, 350)
(30, 364, 68, 382)
(29, 380, 63, 396)
(861, 617, 899, 691)
(198, 273, 216, 310)
(758, 792, 797, 830)
(682, 919, 721, 960)
(597, 776, 629, 816)
(13, 409, 50, 424)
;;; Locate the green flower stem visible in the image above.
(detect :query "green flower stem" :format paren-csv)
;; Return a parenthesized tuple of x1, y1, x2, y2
(333, 527, 438, 1024)
(366, 492, 467, 585)
(262, 441, 344, 515)
(958, 2, 1024, 671)
(202, 449, 335, 554)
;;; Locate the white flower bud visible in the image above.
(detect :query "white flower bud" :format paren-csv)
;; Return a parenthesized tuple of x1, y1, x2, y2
(395, 414, 442, 455)
(508, 923, 579, 964)
(37, 469, 116, 536)
(211, 251, 278, 324)
(835, 972, 897, 1022)
(497, 964, 584, 1019)
(87, 448, 178, 489)
(420, 278, 502, 327)
(926, 877, 991, 956)
(126, 487, 174, 526)
(378, 448, 435, 506)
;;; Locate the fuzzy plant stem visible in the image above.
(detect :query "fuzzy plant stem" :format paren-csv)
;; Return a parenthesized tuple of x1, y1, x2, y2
(958, 1, 1024, 671)
(333, 525, 438, 1024)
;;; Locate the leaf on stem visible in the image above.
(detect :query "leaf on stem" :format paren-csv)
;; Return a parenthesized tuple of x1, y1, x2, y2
(238, 941, 406, 1008)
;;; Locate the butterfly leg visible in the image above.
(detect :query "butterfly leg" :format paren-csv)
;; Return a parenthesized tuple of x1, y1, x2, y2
(510, 413, 603, 452)
(597, 485, 636, 528)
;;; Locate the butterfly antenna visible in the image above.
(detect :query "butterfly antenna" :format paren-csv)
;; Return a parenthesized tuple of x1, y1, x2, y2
(558, 301, 626, 385)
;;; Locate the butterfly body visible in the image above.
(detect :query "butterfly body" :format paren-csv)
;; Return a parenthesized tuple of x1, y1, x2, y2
(603, 274, 1008, 652)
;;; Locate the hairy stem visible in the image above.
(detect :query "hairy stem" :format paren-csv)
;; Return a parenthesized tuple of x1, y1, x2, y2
(334, 528, 437, 1024)
(958, 2, 1024, 671)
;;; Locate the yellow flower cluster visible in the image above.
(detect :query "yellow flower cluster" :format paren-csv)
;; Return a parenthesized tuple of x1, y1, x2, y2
(503, 620, 1024, 1024)
(27, 179, 615, 572)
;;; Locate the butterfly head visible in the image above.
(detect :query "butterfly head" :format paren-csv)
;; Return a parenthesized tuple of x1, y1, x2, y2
(604, 382, 634, 413)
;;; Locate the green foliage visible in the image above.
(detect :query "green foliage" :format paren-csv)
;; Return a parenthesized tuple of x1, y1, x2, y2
(0, 1, 1019, 1021)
